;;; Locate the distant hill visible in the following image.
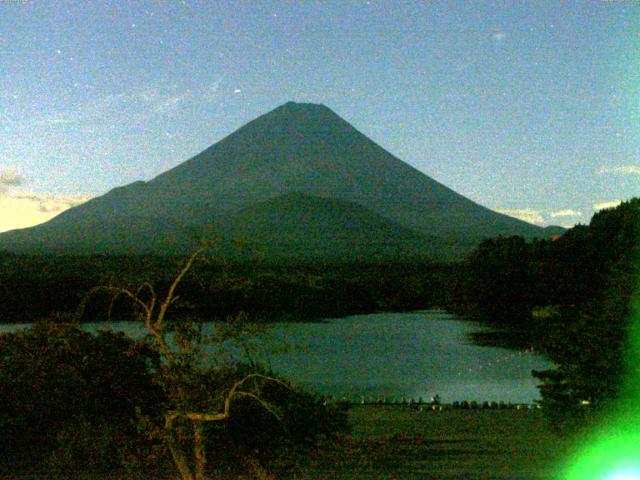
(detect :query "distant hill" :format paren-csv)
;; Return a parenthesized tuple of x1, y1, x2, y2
(0, 101, 562, 260)
(210, 193, 462, 261)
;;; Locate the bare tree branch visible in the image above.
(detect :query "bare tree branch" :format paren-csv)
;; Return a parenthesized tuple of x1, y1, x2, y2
(156, 248, 204, 330)
(165, 373, 290, 425)
(77, 285, 152, 323)
(76, 244, 289, 480)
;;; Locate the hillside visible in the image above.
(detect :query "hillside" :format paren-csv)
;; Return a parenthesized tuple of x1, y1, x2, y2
(210, 193, 461, 261)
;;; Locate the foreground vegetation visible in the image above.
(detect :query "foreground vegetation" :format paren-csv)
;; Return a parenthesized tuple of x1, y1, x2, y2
(460, 198, 640, 432)
(0, 252, 349, 479)
(274, 405, 564, 479)
(0, 322, 349, 479)
(1, 198, 638, 476)
(0, 369, 564, 480)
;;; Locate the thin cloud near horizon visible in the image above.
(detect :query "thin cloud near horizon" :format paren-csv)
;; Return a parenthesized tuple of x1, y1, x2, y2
(0, 170, 24, 188)
(0, 192, 92, 233)
(550, 209, 582, 218)
(594, 200, 622, 211)
(598, 165, 640, 176)
(494, 206, 586, 227)
(493, 208, 544, 225)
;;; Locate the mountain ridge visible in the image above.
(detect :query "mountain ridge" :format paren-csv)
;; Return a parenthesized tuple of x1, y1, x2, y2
(0, 101, 562, 259)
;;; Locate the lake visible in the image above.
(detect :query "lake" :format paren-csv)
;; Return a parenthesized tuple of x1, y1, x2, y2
(0, 310, 551, 404)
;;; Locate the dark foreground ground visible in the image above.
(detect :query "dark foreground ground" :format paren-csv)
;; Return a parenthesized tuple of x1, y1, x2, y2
(302, 405, 567, 480)
(4, 406, 567, 480)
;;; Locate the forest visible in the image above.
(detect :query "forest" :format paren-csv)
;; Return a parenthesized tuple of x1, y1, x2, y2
(0, 253, 458, 324)
(460, 198, 640, 430)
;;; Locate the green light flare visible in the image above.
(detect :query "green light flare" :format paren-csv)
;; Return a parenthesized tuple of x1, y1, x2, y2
(605, 466, 640, 480)
(557, 417, 640, 480)
(556, 256, 640, 478)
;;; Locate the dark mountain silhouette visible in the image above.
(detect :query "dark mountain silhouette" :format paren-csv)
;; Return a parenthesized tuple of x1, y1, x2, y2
(210, 193, 459, 261)
(0, 102, 561, 259)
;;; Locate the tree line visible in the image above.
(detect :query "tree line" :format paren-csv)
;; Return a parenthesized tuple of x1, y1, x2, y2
(0, 254, 458, 324)
(458, 198, 640, 431)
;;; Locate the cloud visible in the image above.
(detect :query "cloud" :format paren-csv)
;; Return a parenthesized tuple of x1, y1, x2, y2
(0, 170, 24, 188)
(31, 87, 162, 128)
(31, 80, 227, 129)
(0, 193, 91, 233)
(494, 208, 544, 225)
(203, 77, 223, 101)
(32, 112, 76, 126)
(550, 209, 582, 218)
(598, 165, 640, 176)
(33, 85, 189, 127)
(492, 32, 507, 41)
(153, 91, 191, 114)
(594, 200, 622, 211)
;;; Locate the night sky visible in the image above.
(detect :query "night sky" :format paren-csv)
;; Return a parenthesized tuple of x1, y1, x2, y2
(1, 1, 638, 232)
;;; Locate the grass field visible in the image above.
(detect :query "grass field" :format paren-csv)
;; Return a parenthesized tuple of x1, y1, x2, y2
(4, 406, 569, 479)
(302, 405, 569, 480)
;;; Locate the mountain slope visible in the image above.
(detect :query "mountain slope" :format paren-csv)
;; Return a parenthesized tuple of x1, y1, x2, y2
(0, 211, 196, 255)
(210, 193, 458, 261)
(0, 102, 558, 258)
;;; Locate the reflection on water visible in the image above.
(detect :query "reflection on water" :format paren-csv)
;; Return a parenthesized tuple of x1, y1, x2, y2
(0, 310, 550, 403)
(253, 310, 550, 403)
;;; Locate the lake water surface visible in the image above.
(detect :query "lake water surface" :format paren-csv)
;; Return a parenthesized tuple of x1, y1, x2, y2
(1, 310, 550, 403)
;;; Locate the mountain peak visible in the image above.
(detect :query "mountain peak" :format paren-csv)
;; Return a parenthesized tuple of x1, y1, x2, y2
(268, 101, 333, 120)
(281, 101, 327, 110)
(0, 102, 556, 257)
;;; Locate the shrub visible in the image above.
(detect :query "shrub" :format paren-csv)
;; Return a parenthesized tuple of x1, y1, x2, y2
(199, 363, 349, 477)
(0, 318, 349, 478)
(0, 318, 164, 475)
